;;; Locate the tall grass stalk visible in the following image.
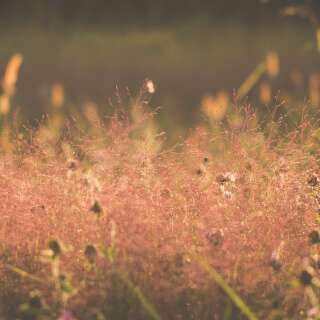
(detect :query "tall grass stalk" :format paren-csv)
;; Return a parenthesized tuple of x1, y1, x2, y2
(7, 265, 47, 284)
(117, 271, 162, 320)
(237, 62, 266, 99)
(193, 254, 258, 320)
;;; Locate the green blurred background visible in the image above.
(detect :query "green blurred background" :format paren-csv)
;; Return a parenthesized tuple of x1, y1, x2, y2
(0, 0, 319, 127)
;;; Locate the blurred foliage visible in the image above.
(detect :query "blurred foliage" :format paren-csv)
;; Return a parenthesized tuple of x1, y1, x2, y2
(0, 0, 319, 29)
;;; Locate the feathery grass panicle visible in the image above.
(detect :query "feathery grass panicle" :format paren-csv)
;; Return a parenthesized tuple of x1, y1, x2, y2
(2, 53, 23, 97)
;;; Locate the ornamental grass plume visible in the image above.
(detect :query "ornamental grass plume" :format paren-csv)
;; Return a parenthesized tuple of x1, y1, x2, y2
(0, 95, 319, 319)
(0, 53, 23, 115)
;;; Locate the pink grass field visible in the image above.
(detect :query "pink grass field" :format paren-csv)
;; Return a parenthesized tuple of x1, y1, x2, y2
(0, 101, 320, 319)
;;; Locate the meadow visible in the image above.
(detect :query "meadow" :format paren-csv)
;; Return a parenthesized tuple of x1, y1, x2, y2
(1, 14, 320, 320)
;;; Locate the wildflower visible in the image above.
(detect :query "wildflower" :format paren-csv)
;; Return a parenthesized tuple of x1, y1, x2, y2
(90, 200, 103, 218)
(309, 230, 320, 245)
(299, 270, 312, 286)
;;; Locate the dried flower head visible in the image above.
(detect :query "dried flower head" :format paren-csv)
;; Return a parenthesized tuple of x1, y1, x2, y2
(216, 172, 237, 185)
(68, 160, 78, 171)
(28, 290, 44, 309)
(48, 239, 63, 258)
(308, 174, 319, 187)
(309, 230, 320, 245)
(216, 174, 228, 185)
(90, 200, 103, 218)
(299, 270, 312, 286)
(84, 244, 97, 264)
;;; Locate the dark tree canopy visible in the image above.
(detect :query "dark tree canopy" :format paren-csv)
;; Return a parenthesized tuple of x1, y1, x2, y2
(1, 0, 319, 29)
